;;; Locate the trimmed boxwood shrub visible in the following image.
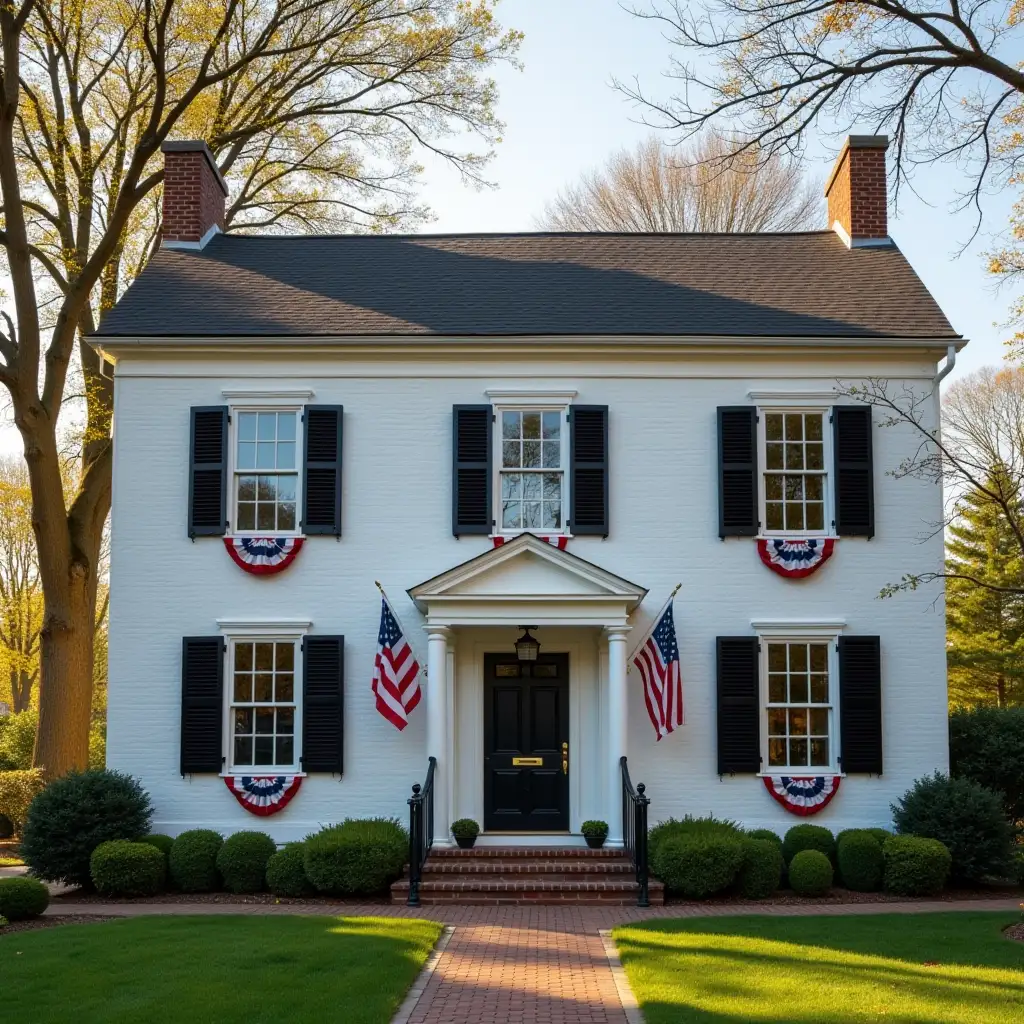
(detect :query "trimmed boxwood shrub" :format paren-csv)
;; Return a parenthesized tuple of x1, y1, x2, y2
(139, 834, 174, 858)
(891, 771, 1016, 883)
(216, 831, 277, 894)
(836, 832, 884, 892)
(836, 827, 890, 848)
(0, 876, 50, 920)
(304, 818, 408, 896)
(267, 843, 313, 897)
(649, 816, 743, 866)
(651, 834, 745, 899)
(788, 849, 833, 896)
(949, 706, 1024, 824)
(169, 829, 223, 892)
(882, 835, 951, 896)
(737, 837, 783, 899)
(782, 824, 835, 865)
(90, 840, 166, 897)
(20, 769, 152, 887)
(746, 828, 782, 846)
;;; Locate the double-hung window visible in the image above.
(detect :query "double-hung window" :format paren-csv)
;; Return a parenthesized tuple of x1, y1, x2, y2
(233, 409, 300, 534)
(228, 638, 300, 772)
(759, 409, 830, 535)
(497, 407, 568, 534)
(762, 636, 837, 773)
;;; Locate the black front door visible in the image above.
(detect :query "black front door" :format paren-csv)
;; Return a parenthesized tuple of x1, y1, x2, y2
(484, 653, 569, 832)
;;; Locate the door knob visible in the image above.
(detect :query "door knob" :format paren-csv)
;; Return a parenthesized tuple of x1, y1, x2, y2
(562, 741, 568, 775)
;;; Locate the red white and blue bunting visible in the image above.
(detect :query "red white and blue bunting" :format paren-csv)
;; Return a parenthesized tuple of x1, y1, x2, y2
(757, 538, 835, 579)
(492, 534, 568, 550)
(224, 537, 304, 575)
(763, 775, 841, 816)
(224, 775, 303, 816)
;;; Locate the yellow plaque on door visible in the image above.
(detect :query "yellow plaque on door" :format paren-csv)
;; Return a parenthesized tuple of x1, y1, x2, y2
(512, 757, 543, 766)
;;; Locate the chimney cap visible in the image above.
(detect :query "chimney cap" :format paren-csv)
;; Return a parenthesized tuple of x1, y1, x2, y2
(160, 140, 229, 197)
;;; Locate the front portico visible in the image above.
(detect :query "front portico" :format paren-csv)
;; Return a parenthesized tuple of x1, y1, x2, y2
(408, 534, 647, 846)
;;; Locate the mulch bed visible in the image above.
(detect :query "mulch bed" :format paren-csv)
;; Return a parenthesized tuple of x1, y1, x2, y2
(1005, 923, 1024, 943)
(1, 915, 118, 937)
(54, 890, 391, 906)
(666, 884, 1023, 907)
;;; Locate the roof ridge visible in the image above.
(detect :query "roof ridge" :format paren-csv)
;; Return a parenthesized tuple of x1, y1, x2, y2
(210, 229, 843, 242)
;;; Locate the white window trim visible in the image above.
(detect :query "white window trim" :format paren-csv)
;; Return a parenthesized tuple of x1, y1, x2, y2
(757, 406, 835, 539)
(756, 628, 843, 778)
(491, 397, 573, 539)
(227, 405, 303, 539)
(219, 622, 310, 778)
(221, 388, 315, 402)
(747, 390, 836, 404)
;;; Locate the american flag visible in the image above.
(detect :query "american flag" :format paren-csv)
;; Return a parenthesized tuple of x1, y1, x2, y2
(372, 599, 421, 731)
(634, 600, 684, 741)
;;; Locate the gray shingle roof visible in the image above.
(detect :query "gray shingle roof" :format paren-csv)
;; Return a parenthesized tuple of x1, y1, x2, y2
(94, 231, 959, 340)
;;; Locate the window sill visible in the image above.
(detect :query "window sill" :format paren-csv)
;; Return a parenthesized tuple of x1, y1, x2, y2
(220, 771, 307, 779)
(757, 535, 837, 542)
(757, 771, 845, 779)
(491, 531, 573, 541)
(227, 533, 306, 540)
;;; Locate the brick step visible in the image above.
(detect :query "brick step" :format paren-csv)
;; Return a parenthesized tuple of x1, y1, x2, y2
(429, 845, 623, 858)
(391, 877, 664, 906)
(420, 860, 635, 876)
(420, 871, 634, 884)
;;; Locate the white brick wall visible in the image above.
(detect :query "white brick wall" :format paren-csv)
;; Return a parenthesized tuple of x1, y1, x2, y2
(107, 348, 948, 840)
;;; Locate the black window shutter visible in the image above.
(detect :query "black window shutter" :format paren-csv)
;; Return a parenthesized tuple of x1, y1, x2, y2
(718, 407, 758, 537)
(833, 405, 874, 537)
(188, 407, 228, 537)
(303, 405, 343, 536)
(717, 636, 760, 774)
(302, 635, 344, 773)
(570, 405, 609, 536)
(180, 637, 224, 774)
(839, 635, 882, 773)
(452, 405, 492, 536)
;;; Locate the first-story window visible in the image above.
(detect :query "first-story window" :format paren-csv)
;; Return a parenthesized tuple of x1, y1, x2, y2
(233, 409, 299, 533)
(229, 639, 299, 771)
(764, 638, 835, 771)
(499, 408, 565, 532)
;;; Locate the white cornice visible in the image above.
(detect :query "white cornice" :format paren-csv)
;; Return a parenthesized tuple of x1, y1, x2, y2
(748, 389, 838, 403)
(217, 618, 312, 635)
(221, 387, 315, 401)
(751, 618, 846, 635)
(484, 387, 578, 405)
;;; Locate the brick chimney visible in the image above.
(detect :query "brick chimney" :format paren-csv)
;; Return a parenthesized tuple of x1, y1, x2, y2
(160, 141, 228, 249)
(824, 136, 890, 247)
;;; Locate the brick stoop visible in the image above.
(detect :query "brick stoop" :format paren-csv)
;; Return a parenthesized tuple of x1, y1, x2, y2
(390, 846, 665, 905)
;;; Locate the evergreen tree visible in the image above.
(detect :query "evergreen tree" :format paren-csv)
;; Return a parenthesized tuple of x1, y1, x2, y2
(946, 476, 1024, 708)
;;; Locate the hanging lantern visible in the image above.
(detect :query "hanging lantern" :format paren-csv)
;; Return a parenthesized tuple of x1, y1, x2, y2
(514, 627, 540, 662)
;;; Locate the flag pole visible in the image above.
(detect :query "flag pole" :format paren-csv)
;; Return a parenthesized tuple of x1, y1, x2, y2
(626, 582, 682, 671)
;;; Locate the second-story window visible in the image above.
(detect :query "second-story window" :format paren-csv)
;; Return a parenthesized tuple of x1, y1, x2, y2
(499, 410, 565, 532)
(761, 410, 829, 534)
(233, 410, 300, 534)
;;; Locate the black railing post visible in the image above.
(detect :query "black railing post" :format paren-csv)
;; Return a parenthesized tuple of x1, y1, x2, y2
(635, 782, 650, 908)
(407, 782, 422, 907)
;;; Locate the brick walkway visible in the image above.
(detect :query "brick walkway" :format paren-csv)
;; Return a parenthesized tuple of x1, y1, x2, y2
(37, 897, 1022, 1024)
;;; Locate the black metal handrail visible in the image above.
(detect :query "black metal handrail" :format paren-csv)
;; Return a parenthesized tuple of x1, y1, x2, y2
(620, 756, 650, 907)
(406, 756, 436, 907)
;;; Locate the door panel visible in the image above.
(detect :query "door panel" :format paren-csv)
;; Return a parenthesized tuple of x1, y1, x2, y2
(483, 654, 569, 832)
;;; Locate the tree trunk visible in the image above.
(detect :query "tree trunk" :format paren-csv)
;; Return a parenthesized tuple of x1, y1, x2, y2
(11, 668, 32, 713)
(997, 675, 1006, 709)
(33, 571, 96, 775)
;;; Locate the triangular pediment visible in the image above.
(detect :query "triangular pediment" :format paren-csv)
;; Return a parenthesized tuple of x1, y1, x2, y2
(408, 534, 647, 611)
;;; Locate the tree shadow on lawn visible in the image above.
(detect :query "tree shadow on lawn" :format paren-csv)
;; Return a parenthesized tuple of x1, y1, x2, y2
(1, 914, 442, 1024)
(614, 912, 1024, 1024)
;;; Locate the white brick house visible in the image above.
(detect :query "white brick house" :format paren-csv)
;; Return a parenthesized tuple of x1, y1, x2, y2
(93, 136, 960, 847)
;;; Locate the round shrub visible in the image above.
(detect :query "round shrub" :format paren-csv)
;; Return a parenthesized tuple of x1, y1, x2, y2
(139, 834, 174, 858)
(20, 769, 152, 887)
(788, 849, 833, 896)
(169, 829, 223, 892)
(266, 843, 312, 897)
(651, 834, 745, 899)
(836, 832, 883, 892)
(882, 835, 951, 896)
(737, 837, 783, 899)
(216, 831, 277, 894)
(746, 828, 782, 846)
(836, 827, 891, 849)
(0, 876, 50, 920)
(0, 914, 8, 929)
(90, 840, 166, 897)
(782, 824, 835, 865)
(304, 818, 407, 896)
(891, 771, 1016, 883)
(649, 815, 743, 865)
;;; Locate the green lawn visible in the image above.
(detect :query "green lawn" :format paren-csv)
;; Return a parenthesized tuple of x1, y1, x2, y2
(614, 912, 1024, 1024)
(0, 915, 442, 1024)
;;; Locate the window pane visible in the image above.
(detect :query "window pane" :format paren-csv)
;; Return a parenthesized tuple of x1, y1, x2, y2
(237, 476, 256, 502)
(238, 413, 258, 441)
(765, 502, 783, 531)
(765, 413, 783, 440)
(256, 442, 276, 469)
(279, 503, 296, 531)
(543, 474, 561, 499)
(785, 444, 804, 470)
(767, 708, 786, 734)
(806, 443, 824, 470)
(502, 501, 521, 530)
(524, 502, 541, 528)
(809, 645, 827, 672)
(254, 643, 273, 671)
(234, 708, 253, 734)
(495, 664, 520, 677)
(785, 503, 804, 531)
(805, 475, 823, 501)
(235, 503, 254, 531)
(502, 411, 520, 439)
(257, 476, 277, 501)
(522, 474, 542, 500)
(523, 441, 541, 468)
(765, 475, 782, 501)
(257, 412, 276, 440)
(255, 709, 274, 734)
(254, 737, 274, 765)
(278, 413, 296, 441)
(257, 504, 275, 530)
(806, 504, 824, 531)
(237, 442, 256, 470)
(785, 414, 804, 441)
(788, 708, 808, 736)
(789, 675, 809, 703)
(809, 708, 829, 734)
(234, 674, 251, 702)
(810, 673, 829, 703)
(276, 736, 294, 766)
(234, 736, 253, 765)
(235, 643, 253, 671)
(542, 441, 559, 468)
(277, 707, 295, 734)
(768, 738, 786, 766)
(501, 473, 521, 500)
(766, 443, 783, 470)
(542, 502, 561, 529)
(806, 414, 823, 441)
(788, 644, 807, 672)
(277, 442, 295, 470)
(276, 674, 294, 702)
(789, 738, 808, 766)
(785, 476, 803, 500)
(810, 738, 829, 766)
(523, 412, 541, 439)
(254, 673, 273, 702)
(542, 411, 560, 438)
(275, 643, 294, 672)
(503, 441, 520, 468)
(768, 644, 786, 672)
(768, 674, 786, 702)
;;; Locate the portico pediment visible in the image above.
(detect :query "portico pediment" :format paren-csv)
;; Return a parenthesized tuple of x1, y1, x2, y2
(408, 534, 648, 627)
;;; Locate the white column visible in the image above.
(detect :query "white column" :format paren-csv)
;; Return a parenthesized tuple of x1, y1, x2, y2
(604, 625, 631, 846)
(424, 625, 452, 845)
